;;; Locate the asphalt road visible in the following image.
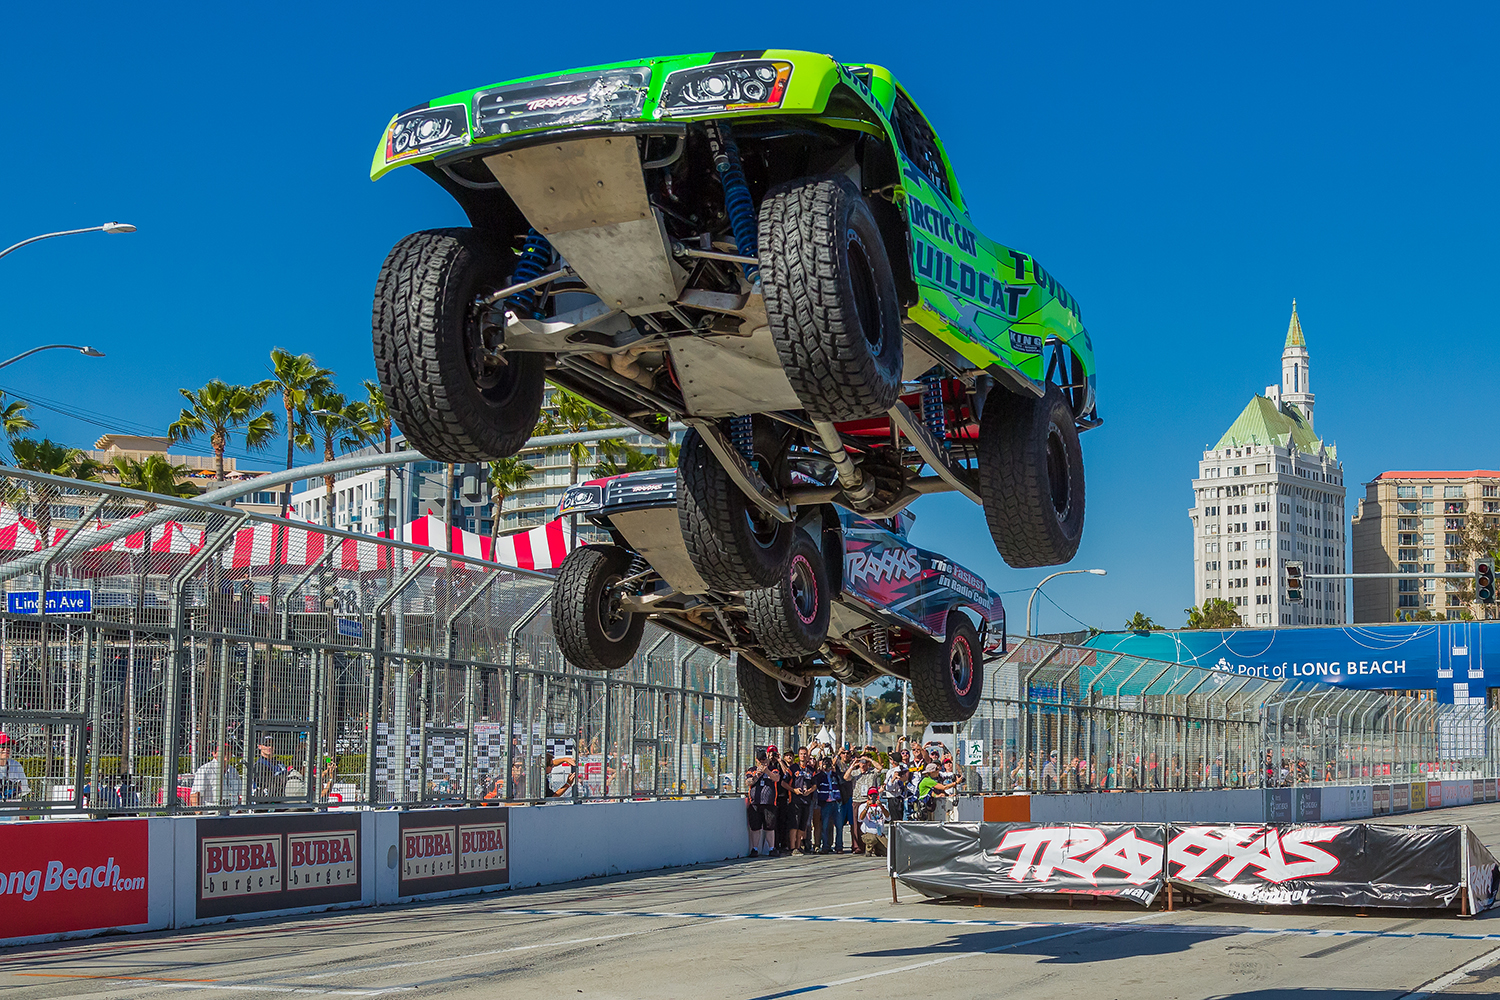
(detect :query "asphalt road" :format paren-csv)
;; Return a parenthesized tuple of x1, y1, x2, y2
(6, 803, 1500, 999)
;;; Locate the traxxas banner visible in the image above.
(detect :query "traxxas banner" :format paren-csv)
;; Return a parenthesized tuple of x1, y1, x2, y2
(889, 822, 1166, 907)
(890, 822, 1478, 911)
(1165, 824, 1463, 909)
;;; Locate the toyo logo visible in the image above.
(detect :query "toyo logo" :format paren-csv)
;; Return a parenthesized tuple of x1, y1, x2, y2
(847, 547, 922, 585)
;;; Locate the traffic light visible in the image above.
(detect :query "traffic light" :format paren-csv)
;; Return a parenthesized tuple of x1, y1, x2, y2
(1477, 559, 1496, 605)
(1284, 561, 1303, 604)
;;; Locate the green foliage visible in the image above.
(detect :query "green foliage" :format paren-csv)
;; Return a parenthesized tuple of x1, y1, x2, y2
(168, 379, 276, 481)
(10, 438, 103, 480)
(260, 348, 335, 477)
(591, 444, 661, 478)
(1183, 599, 1243, 630)
(111, 454, 200, 499)
(1124, 611, 1163, 631)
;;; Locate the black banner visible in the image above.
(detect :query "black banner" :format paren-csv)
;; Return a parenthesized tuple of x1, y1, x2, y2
(889, 822, 1165, 907)
(196, 813, 361, 919)
(1166, 823, 1462, 909)
(1466, 826, 1499, 915)
(397, 807, 509, 897)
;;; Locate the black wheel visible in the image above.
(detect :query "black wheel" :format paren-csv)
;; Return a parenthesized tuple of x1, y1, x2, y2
(373, 228, 546, 462)
(736, 654, 815, 728)
(910, 612, 983, 723)
(760, 175, 903, 421)
(677, 421, 792, 591)
(977, 383, 1085, 567)
(746, 531, 831, 658)
(552, 545, 645, 671)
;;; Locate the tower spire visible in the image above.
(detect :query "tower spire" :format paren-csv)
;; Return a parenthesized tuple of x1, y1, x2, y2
(1281, 299, 1313, 426)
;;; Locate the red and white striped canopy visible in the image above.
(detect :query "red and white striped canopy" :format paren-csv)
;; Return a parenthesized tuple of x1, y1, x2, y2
(0, 508, 570, 574)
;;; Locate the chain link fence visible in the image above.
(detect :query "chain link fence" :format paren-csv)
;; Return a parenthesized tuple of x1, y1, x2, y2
(1, 468, 1494, 815)
(956, 638, 1499, 793)
(0, 470, 748, 814)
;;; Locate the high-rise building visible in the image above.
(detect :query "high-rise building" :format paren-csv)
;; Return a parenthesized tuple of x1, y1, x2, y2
(1188, 303, 1348, 626)
(1350, 471, 1500, 622)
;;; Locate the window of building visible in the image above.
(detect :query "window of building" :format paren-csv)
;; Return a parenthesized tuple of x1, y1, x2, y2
(1484, 485, 1498, 498)
(1443, 485, 1464, 498)
(1255, 464, 1269, 473)
(1397, 486, 1417, 498)
(1422, 486, 1434, 498)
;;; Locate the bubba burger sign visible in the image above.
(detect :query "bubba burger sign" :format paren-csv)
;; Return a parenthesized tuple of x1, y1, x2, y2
(0, 819, 150, 938)
(196, 814, 361, 919)
(398, 807, 509, 896)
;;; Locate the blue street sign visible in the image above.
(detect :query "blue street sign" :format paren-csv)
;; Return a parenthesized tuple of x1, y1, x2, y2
(6, 589, 94, 614)
(337, 617, 363, 639)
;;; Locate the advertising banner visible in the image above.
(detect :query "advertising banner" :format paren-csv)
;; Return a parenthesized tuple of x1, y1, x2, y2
(0, 819, 149, 937)
(1466, 826, 1499, 915)
(1372, 785, 1390, 816)
(1167, 823, 1463, 909)
(1393, 783, 1410, 812)
(888, 822, 1165, 907)
(1428, 783, 1444, 809)
(196, 813, 360, 919)
(397, 807, 509, 897)
(1410, 783, 1426, 811)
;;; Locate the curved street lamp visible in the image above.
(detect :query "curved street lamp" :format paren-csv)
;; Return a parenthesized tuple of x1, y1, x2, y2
(1026, 567, 1107, 637)
(0, 222, 136, 263)
(0, 344, 106, 371)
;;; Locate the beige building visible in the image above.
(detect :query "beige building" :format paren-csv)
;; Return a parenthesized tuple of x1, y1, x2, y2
(1350, 471, 1500, 622)
(88, 434, 281, 514)
(1188, 304, 1348, 626)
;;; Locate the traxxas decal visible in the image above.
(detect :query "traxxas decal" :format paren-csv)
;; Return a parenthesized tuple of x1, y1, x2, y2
(1168, 826, 1341, 884)
(846, 547, 923, 585)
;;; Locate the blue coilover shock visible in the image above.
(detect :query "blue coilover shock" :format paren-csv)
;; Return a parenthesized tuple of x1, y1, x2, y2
(706, 123, 759, 283)
(729, 415, 755, 462)
(921, 373, 949, 453)
(507, 228, 554, 318)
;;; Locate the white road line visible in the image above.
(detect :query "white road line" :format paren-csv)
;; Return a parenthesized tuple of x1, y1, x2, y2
(791, 910, 1170, 994)
(766, 899, 884, 915)
(1401, 942, 1500, 999)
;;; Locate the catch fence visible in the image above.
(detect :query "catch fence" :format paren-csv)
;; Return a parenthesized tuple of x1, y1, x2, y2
(957, 637, 1500, 793)
(0, 467, 1493, 815)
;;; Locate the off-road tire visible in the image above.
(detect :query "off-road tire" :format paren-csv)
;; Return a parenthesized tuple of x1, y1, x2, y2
(760, 175, 903, 421)
(678, 422, 792, 591)
(910, 612, 983, 723)
(977, 384, 1086, 567)
(746, 531, 831, 658)
(736, 655, 815, 729)
(373, 228, 545, 462)
(552, 545, 645, 671)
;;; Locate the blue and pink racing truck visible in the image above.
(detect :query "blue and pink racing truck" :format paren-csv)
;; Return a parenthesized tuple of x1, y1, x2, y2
(549, 464, 1004, 727)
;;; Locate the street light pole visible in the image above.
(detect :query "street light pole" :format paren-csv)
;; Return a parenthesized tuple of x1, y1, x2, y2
(1026, 568, 1107, 637)
(0, 345, 105, 370)
(0, 222, 136, 263)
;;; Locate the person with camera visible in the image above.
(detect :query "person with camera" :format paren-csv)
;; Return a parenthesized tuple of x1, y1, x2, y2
(745, 747, 781, 857)
(814, 756, 844, 853)
(844, 753, 884, 855)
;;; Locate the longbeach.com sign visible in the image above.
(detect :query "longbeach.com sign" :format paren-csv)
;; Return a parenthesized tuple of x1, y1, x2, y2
(196, 813, 361, 919)
(398, 807, 509, 897)
(0, 819, 150, 937)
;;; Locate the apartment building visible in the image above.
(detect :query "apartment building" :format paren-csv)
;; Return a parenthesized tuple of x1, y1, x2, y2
(1350, 471, 1500, 622)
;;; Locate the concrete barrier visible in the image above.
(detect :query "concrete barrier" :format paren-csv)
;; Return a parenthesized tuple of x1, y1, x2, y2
(0, 797, 749, 945)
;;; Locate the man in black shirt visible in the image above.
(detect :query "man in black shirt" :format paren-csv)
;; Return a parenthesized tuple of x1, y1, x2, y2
(745, 748, 780, 857)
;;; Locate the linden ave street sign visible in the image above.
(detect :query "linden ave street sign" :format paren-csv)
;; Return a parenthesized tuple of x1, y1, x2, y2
(6, 590, 93, 614)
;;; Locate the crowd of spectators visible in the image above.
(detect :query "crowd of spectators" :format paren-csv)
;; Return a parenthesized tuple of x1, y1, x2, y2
(744, 737, 966, 857)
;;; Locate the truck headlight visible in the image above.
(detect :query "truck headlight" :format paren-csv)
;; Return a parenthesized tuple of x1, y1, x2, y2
(658, 60, 793, 115)
(384, 104, 470, 164)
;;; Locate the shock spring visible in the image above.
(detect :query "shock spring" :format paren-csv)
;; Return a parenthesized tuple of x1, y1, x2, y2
(921, 374, 949, 452)
(508, 229, 554, 318)
(705, 123, 759, 283)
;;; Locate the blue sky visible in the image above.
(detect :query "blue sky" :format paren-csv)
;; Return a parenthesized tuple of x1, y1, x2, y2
(1, 3, 1496, 632)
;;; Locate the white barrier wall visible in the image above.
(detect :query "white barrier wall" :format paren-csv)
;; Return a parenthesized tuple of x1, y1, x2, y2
(1029, 790, 1268, 825)
(1, 798, 750, 945)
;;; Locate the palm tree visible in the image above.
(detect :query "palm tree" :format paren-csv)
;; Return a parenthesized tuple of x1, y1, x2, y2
(1183, 599, 1243, 630)
(309, 390, 375, 527)
(1124, 612, 1161, 632)
(538, 390, 616, 544)
(258, 348, 334, 514)
(1, 392, 35, 448)
(486, 456, 537, 550)
(8, 438, 103, 542)
(362, 380, 396, 537)
(591, 444, 661, 478)
(167, 380, 278, 483)
(111, 455, 200, 509)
